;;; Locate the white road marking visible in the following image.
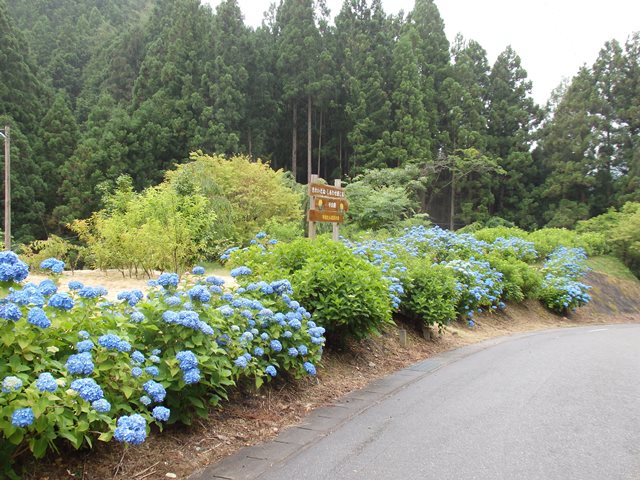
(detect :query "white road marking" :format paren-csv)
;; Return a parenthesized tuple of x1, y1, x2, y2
(588, 328, 609, 333)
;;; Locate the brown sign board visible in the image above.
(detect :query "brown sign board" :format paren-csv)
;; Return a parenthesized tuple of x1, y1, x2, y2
(309, 183, 346, 200)
(315, 197, 349, 212)
(308, 209, 344, 223)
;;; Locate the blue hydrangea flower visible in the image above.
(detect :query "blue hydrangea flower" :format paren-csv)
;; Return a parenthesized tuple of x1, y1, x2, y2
(116, 290, 144, 306)
(66, 352, 94, 375)
(35, 372, 58, 392)
(0, 302, 22, 321)
(2, 375, 23, 393)
(218, 305, 234, 317)
(192, 266, 206, 275)
(269, 339, 283, 352)
(282, 330, 293, 339)
(27, 307, 50, 328)
(298, 345, 308, 356)
(0, 251, 29, 282)
(288, 319, 302, 330)
(38, 279, 58, 296)
(68, 280, 84, 291)
(152, 406, 171, 422)
(188, 285, 211, 303)
(230, 266, 252, 277)
(12, 407, 34, 427)
(265, 365, 277, 377)
(183, 368, 201, 384)
(221, 293, 234, 302)
(240, 331, 254, 343)
(143, 380, 166, 403)
(287, 347, 299, 357)
(70, 378, 104, 402)
(162, 311, 178, 324)
(40, 258, 65, 273)
(92, 398, 111, 413)
(75, 340, 94, 354)
(206, 276, 225, 286)
(114, 414, 147, 445)
(145, 366, 160, 377)
(131, 351, 145, 364)
(176, 351, 198, 371)
(78, 330, 90, 340)
(132, 367, 143, 378)
(151, 349, 161, 356)
(157, 273, 179, 288)
(80, 286, 108, 299)
(140, 395, 152, 406)
(234, 356, 248, 368)
(198, 321, 215, 336)
(130, 311, 145, 323)
(253, 347, 264, 357)
(165, 296, 182, 307)
(303, 362, 317, 376)
(8, 285, 45, 307)
(97, 333, 119, 349)
(117, 340, 131, 352)
(149, 355, 161, 364)
(48, 293, 74, 311)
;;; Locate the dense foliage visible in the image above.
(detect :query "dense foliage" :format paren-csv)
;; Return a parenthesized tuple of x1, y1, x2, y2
(228, 236, 393, 341)
(227, 226, 593, 336)
(576, 202, 640, 276)
(0, 253, 323, 477)
(1, 0, 637, 243)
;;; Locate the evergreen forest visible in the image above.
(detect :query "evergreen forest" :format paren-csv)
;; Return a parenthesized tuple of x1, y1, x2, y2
(1, 0, 639, 243)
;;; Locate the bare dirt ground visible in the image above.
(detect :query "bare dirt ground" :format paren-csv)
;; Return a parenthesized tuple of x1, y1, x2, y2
(20, 271, 640, 480)
(27, 269, 236, 301)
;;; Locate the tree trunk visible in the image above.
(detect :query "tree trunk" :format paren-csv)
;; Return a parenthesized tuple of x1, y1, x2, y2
(317, 109, 323, 179)
(307, 95, 312, 184)
(339, 133, 343, 177)
(292, 102, 297, 181)
(449, 168, 455, 231)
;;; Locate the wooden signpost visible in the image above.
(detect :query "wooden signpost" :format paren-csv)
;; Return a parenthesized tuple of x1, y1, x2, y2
(307, 175, 347, 240)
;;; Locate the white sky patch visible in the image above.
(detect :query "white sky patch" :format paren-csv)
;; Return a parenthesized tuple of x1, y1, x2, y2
(204, 0, 640, 105)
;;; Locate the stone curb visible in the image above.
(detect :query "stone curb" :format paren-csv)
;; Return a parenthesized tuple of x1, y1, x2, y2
(188, 325, 631, 480)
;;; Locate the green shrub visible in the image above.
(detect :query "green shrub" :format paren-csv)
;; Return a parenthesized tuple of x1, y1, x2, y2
(70, 177, 215, 275)
(262, 219, 304, 243)
(167, 153, 303, 253)
(345, 182, 414, 231)
(18, 235, 86, 272)
(229, 237, 393, 342)
(528, 228, 606, 257)
(486, 252, 542, 302)
(527, 228, 579, 257)
(577, 203, 640, 275)
(472, 226, 529, 243)
(401, 261, 459, 329)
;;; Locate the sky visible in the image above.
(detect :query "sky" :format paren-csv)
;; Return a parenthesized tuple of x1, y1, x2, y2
(205, 0, 640, 105)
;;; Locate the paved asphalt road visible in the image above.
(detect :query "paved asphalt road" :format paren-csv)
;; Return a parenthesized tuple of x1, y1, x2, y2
(256, 325, 640, 480)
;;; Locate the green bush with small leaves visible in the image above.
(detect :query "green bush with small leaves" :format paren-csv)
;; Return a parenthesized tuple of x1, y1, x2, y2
(229, 237, 393, 342)
(401, 260, 459, 329)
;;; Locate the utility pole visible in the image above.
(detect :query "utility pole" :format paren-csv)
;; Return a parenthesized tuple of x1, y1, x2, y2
(0, 126, 10, 251)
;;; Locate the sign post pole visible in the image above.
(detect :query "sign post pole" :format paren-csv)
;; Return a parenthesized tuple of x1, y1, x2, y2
(308, 174, 318, 239)
(332, 179, 341, 241)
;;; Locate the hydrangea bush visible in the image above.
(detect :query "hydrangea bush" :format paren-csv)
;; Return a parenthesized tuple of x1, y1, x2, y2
(539, 247, 592, 313)
(0, 252, 323, 475)
(227, 234, 393, 342)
